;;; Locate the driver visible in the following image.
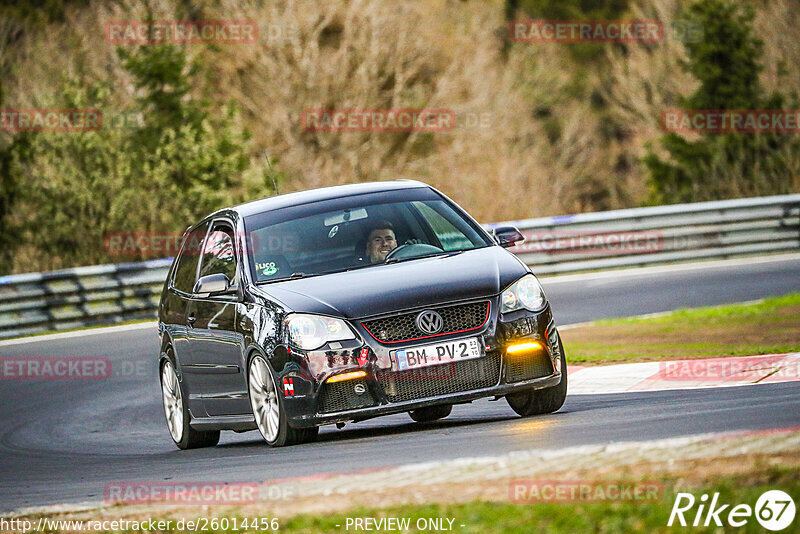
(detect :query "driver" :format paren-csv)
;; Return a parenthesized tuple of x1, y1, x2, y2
(364, 220, 398, 263)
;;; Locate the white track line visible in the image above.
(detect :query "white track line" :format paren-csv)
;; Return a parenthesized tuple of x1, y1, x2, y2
(540, 252, 800, 284)
(0, 322, 157, 347)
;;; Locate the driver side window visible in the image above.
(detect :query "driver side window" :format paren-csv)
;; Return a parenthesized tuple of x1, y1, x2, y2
(198, 223, 237, 286)
(413, 201, 474, 251)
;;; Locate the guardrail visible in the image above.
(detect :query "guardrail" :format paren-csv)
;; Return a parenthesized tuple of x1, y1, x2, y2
(489, 193, 800, 274)
(1, 194, 798, 339)
(0, 259, 172, 340)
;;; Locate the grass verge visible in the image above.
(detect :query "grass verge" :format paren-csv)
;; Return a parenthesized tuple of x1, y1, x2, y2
(281, 468, 799, 533)
(560, 293, 800, 365)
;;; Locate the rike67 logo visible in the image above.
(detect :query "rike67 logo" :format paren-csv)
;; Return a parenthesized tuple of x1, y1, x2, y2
(669, 490, 796, 531)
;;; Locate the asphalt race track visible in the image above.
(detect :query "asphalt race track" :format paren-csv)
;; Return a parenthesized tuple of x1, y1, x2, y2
(1, 255, 799, 512)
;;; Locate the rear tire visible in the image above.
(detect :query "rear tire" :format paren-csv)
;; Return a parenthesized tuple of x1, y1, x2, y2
(409, 404, 452, 423)
(248, 354, 319, 447)
(160, 359, 220, 450)
(506, 337, 567, 417)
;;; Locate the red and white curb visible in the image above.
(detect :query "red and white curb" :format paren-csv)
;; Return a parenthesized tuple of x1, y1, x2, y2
(568, 353, 800, 394)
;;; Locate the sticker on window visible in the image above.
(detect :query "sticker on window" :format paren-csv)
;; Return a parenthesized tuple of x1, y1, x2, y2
(256, 261, 278, 276)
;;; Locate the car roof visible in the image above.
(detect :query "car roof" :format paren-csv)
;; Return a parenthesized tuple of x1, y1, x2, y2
(216, 180, 431, 219)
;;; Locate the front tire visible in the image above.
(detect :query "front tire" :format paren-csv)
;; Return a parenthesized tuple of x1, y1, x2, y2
(160, 359, 220, 450)
(248, 355, 318, 447)
(506, 337, 567, 417)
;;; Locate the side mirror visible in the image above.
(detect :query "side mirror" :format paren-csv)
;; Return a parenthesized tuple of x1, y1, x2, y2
(493, 226, 525, 248)
(193, 273, 232, 295)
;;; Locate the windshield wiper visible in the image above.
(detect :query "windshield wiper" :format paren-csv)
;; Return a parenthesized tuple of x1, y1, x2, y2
(384, 250, 464, 265)
(256, 271, 316, 284)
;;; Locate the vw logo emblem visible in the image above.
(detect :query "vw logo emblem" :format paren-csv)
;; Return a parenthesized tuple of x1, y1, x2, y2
(415, 310, 444, 335)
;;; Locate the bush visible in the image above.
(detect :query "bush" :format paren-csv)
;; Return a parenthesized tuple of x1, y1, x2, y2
(5, 43, 255, 271)
(645, 0, 800, 204)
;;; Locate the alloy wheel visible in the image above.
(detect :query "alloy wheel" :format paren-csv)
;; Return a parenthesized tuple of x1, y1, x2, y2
(161, 360, 184, 443)
(249, 356, 280, 443)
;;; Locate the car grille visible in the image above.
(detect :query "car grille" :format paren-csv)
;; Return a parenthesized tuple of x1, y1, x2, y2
(318, 379, 376, 414)
(505, 349, 554, 382)
(376, 352, 501, 402)
(362, 301, 490, 343)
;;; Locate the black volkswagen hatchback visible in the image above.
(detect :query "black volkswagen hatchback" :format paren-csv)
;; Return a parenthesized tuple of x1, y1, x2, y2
(158, 181, 567, 449)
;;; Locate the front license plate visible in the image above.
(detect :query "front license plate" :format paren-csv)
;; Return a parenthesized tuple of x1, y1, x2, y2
(393, 338, 481, 371)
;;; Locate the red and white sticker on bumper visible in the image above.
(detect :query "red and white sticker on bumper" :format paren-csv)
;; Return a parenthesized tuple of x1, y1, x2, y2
(282, 377, 295, 396)
(358, 347, 369, 367)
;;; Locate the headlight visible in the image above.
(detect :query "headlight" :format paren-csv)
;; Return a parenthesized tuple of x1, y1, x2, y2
(501, 274, 547, 313)
(285, 314, 356, 350)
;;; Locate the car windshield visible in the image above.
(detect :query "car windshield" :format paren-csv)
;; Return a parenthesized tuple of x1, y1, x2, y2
(243, 188, 492, 283)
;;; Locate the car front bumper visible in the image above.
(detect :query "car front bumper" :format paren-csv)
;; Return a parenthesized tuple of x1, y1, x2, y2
(279, 303, 564, 428)
(287, 371, 563, 427)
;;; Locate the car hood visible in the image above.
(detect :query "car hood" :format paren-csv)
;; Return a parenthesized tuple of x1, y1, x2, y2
(252, 246, 529, 319)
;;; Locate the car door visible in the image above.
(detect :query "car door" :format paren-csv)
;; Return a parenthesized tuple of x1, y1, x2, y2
(185, 220, 250, 416)
(165, 221, 209, 418)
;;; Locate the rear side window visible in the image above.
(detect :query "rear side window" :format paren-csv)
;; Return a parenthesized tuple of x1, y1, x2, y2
(171, 222, 209, 293)
(198, 222, 237, 283)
